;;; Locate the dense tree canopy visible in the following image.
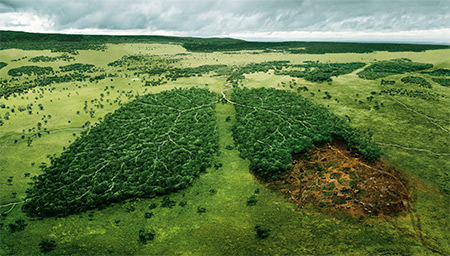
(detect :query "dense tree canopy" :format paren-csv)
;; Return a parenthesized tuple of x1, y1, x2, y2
(232, 88, 381, 180)
(7, 66, 54, 77)
(401, 76, 432, 88)
(59, 63, 97, 73)
(357, 59, 433, 80)
(432, 78, 450, 87)
(421, 68, 450, 77)
(28, 54, 75, 62)
(23, 88, 219, 217)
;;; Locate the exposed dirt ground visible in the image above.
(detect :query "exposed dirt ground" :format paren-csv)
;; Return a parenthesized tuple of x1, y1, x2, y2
(268, 136, 410, 218)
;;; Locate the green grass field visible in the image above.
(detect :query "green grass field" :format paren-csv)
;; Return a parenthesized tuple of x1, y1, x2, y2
(0, 41, 449, 255)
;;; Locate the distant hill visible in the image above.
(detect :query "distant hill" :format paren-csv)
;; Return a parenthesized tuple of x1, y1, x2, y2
(1, 30, 448, 54)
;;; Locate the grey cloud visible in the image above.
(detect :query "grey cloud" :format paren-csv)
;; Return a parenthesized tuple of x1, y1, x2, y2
(1, 0, 449, 36)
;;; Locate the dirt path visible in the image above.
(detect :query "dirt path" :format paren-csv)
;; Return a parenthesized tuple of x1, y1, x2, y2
(220, 83, 236, 104)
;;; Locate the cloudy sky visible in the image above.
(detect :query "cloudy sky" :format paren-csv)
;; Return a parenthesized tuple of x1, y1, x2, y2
(0, 0, 449, 43)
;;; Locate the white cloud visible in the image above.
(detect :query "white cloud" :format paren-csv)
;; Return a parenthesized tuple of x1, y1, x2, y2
(0, 0, 449, 43)
(0, 11, 53, 31)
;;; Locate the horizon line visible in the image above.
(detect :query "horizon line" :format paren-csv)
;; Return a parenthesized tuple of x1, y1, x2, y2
(1, 29, 450, 46)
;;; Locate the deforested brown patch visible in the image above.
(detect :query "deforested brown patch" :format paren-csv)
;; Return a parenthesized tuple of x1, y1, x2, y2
(268, 137, 410, 218)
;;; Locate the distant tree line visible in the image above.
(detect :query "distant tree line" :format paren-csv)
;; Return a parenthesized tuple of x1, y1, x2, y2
(183, 40, 449, 54)
(1, 31, 448, 54)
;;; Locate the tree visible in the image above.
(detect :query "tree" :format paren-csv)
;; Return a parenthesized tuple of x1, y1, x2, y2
(39, 239, 56, 252)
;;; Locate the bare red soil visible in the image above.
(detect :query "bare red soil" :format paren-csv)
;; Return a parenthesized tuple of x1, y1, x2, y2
(269, 137, 410, 218)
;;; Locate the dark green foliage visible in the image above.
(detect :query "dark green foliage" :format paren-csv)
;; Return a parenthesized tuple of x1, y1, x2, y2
(246, 195, 258, 206)
(0, 62, 7, 69)
(8, 218, 27, 232)
(432, 78, 450, 87)
(161, 197, 177, 208)
(241, 61, 291, 74)
(380, 79, 396, 85)
(107, 54, 178, 72)
(197, 207, 206, 214)
(357, 59, 433, 80)
(2, 31, 447, 55)
(421, 68, 450, 77)
(232, 88, 380, 180)
(144, 212, 154, 219)
(60, 63, 96, 73)
(29, 54, 75, 62)
(107, 54, 222, 81)
(401, 76, 432, 88)
(138, 229, 155, 243)
(7, 65, 54, 76)
(276, 62, 366, 82)
(39, 239, 56, 252)
(182, 39, 448, 54)
(148, 203, 158, 210)
(255, 225, 270, 239)
(22, 88, 219, 217)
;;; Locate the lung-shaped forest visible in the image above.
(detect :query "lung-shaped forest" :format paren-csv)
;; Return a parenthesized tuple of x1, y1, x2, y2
(23, 87, 382, 218)
(23, 88, 219, 217)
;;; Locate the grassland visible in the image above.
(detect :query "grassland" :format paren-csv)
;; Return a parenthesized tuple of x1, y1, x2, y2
(0, 36, 449, 255)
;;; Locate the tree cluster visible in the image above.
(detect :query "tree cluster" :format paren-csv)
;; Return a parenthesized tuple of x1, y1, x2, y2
(232, 88, 381, 180)
(421, 68, 450, 77)
(7, 65, 54, 77)
(431, 78, 450, 87)
(28, 54, 75, 62)
(357, 59, 433, 80)
(166, 64, 228, 80)
(23, 88, 219, 217)
(0, 62, 7, 69)
(59, 63, 97, 73)
(401, 76, 432, 88)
